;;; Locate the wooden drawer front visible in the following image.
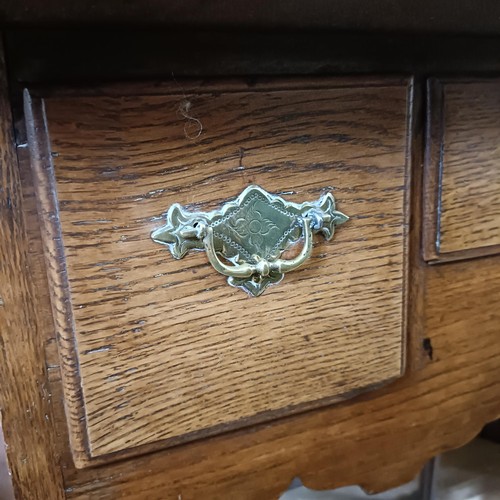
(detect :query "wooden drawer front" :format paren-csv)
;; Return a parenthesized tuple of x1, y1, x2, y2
(424, 79, 500, 261)
(27, 78, 411, 466)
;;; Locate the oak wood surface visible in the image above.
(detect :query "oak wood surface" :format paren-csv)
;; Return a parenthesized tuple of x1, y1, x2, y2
(9, 75, 500, 499)
(0, 41, 65, 499)
(27, 79, 411, 464)
(423, 79, 500, 262)
(62, 255, 500, 499)
(422, 78, 443, 262)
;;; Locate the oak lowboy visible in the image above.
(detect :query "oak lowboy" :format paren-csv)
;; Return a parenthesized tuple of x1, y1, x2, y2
(0, 27, 499, 500)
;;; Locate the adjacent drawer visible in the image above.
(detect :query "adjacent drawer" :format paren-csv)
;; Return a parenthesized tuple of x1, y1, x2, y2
(424, 78, 500, 262)
(26, 78, 412, 466)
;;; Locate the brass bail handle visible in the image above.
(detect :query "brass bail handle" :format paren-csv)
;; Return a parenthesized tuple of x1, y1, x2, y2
(151, 185, 348, 296)
(203, 217, 314, 279)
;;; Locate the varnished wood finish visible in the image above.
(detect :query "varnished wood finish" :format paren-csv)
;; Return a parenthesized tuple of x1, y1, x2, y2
(62, 255, 500, 499)
(24, 91, 90, 465)
(26, 79, 411, 464)
(423, 78, 500, 262)
(0, 42, 65, 499)
(422, 79, 443, 263)
(7, 74, 499, 499)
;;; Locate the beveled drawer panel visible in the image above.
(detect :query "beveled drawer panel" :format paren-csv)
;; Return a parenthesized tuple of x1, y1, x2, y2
(424, 78, 500, 262)
(25, 78, 411, 466)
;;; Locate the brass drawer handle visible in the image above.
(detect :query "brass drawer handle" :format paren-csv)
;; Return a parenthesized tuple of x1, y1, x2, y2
(204, 216, 313, 279)
(151, 185, 348, 296)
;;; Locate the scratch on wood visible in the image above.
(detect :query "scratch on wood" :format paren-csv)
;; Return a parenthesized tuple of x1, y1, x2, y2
(82, 345, 112, 355)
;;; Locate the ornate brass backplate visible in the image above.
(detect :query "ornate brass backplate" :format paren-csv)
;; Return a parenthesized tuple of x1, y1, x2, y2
(151, 186, 348, 296)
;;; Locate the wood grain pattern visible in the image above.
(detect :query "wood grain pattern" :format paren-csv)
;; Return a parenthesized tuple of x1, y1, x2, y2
(14, 76, 500, 499)
(63, 255, 500, 499)
(423, 78, 500, 262)
(0, 42, 65, 499)
(27, 79, 411, 464)
(24, 91, 90, 467)
(422, 78, 443, 262)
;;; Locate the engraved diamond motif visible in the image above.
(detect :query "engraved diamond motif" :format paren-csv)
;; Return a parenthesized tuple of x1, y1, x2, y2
(211, 193, 298, 263)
